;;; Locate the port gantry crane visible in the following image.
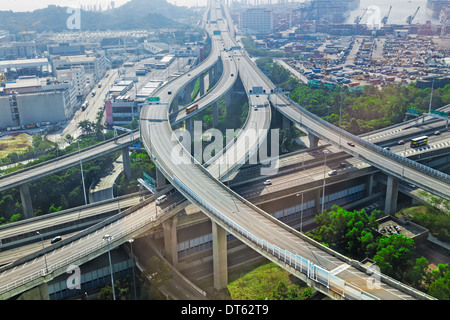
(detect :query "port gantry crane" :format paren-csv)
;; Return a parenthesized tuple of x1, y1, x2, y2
(381, 5, 392, 24)
(354, 7, 368, 24)
(406, 6, 420, 24)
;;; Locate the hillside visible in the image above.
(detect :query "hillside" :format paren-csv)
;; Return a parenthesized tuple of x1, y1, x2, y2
(0, 0, 198, 34)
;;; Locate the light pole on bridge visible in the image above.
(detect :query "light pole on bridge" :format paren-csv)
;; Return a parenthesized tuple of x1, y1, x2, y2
(103, 234, 116, 300)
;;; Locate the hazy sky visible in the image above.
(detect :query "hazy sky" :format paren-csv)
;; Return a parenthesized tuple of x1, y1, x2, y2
(0, 0, 437, 24)
(0, 0, 207, 12)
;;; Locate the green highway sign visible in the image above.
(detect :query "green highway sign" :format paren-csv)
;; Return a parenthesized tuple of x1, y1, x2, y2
(148, 97, 160, 102)
(143, 172, 155, 186)
(431, 109, 448, 117)
(407, 109, 418, 114)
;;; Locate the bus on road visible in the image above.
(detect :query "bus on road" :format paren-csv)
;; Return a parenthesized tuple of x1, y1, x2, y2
(410, 136, 428, 148)
(186, 104, 199, 114)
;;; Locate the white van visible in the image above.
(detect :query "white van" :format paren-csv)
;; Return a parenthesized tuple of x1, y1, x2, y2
(156, 195, 167, 205)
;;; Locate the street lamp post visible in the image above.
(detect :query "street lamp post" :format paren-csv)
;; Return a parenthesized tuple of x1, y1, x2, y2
(296, 193, 304, 232)
(77, 140, 88, 206)
(103, 234, 116, 300)
(128, 239, 137, 300)
(36, 231, 48, 274)
(321, 150, 329, 214)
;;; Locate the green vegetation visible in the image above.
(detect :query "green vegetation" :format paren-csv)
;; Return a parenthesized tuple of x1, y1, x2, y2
(307, 205, 450, 299)
(241, 37, 286, 58)
(398, 205, 450, 243)
(116, 150, 156, 196)
(228, 262, 313, 300)
(307, 205, 381, 259)
(256, 57, 450, 135)
(191, 77, 201, 101)
(290, 83, 450, 135)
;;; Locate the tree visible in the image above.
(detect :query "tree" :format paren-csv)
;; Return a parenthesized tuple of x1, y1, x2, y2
(373, 234, 416, 278)
(77, 120, 95, 136)
(310, 206, 380, 258)
(428, 263, 450, 300)
(64, 134, 74, 145)
(408, 257, 430, 289)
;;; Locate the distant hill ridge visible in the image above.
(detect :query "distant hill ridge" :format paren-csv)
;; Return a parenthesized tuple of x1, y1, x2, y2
(0, 0, 197, 33)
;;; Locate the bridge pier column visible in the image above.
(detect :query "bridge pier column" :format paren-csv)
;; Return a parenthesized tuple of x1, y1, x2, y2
(122, 147, 131, 180)
(212, 221, 228, 291)
(282, 115, 292, 131)
(209, 67, 215, 88)
(19, 183, 34, 219)
(365, 174, 374, 197)
(225, 90, 232, 107)
(308, 133, 319, 149)
(162, 216, 178, 268)
(314, 188, 321, 213)
(212, 101, 219, 127)
(384, 175, 399, 216)
(199, 74, 205, 97)
(185, 117, 193, 135)
(17, 283, 49, 300)
(156, 168, 168, 189)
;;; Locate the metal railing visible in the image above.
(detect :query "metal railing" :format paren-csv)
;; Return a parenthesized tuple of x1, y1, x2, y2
(284, 96, 450, 187)
(0, 195, 184, 298)
(172, 174, 379, 300)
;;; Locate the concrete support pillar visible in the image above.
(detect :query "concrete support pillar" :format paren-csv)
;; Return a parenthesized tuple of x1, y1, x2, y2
(314, 188, 321, 213)
(187, 83, 194, 104)
(282, 116, 292, 131)
(171, 93, 179, 112)
(199, 74, 205, 96)
(212, 101, 219, 127)
(156, 168, 167, 189)
(209, 68, 215, 88)
(308, 133, 319, 149)
(19, 183, 34, 219)
(185, 117, 193, 135)
(212, 221, 228, 290)
(122, 147, 131, 180)
(365, 174, 374, 197)
(17, 283, 50, 300)
(162, 216, 178, 268)
(384, 175, 399, 215)
(225, 90, 232, 107)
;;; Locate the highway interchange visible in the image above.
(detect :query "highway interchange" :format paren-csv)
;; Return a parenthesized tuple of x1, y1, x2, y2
(0, 0, 448, 300)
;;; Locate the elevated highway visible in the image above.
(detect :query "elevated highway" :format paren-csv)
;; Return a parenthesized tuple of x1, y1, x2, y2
(0, 0, 445, 301)
(138, 0, 436, 300)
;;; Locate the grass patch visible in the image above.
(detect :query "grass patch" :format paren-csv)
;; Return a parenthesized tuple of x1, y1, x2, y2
(0, 134, 32, 159)
(227, 262, 313, 300)
(398, 205, 450, 243)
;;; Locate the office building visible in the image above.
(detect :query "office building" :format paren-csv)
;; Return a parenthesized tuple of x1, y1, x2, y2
(240, 8, 273, 35)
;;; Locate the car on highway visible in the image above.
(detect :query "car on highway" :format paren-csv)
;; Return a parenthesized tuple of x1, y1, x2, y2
(347, 142, 355, 147)
(338, 162, 346, 168)
(168, 90, 172, 95)
(231, 73, 234, 77)
(51, 236, 62, 244)
(383, 147, 390, 151)
(434, 130, 441, 135)
(328, 170, 338, 176)
(263, 179, 272, 185)
(397, 140, 405, 145)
